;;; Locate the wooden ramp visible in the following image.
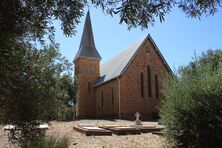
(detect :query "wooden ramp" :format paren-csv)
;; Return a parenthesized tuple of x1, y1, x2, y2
(73, 125, 112, 136)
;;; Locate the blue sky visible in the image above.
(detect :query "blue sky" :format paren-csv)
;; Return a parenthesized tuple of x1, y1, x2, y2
(53, 6, 222, 73)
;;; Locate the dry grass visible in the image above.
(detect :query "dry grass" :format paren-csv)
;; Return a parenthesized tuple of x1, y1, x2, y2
(0, 120, 166, 148)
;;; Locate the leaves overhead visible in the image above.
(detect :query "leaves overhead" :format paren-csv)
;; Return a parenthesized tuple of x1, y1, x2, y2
(92, 0, 221, 29)
(1, 0, 221, 44)
(92, 0, 173, 29)
(0, 0, 86, 44)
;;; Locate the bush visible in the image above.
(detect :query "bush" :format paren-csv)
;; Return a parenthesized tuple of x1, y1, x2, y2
(160, 50, 222, 148)
(57, 107, 74, 121)
(0, 45, 75, 145)
(29, 136, 69, 148)
(8, 121, 47, 147)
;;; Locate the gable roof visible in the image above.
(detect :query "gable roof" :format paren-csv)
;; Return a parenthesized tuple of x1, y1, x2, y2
(74, 11, 101, 62)
(94, 34, 173, 87)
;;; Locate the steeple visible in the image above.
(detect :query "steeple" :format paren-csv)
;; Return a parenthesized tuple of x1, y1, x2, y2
(74, 11, 101, 62)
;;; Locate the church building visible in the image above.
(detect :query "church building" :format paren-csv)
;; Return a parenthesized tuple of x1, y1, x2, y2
(74, 12, 173, 120)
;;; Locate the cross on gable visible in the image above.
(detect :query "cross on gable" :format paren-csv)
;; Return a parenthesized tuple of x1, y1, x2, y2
(135, 112, 140, 121)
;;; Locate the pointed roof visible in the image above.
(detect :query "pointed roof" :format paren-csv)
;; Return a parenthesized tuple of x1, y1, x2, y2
(94, 34, 173, 87)
(74, 11, 101, 62)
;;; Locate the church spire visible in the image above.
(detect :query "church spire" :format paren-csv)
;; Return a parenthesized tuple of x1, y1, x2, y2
(74, 11, 101, 62)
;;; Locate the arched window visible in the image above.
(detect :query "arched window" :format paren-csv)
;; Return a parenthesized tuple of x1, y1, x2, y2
(140, 73, 144, 97)
(155, 74, 159, 98)
(147, 65, 152, 97)
(111, 87, 114, 105)
(101, 91, 104, 108)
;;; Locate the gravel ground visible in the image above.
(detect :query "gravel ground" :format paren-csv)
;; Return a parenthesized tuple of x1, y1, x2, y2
(0, 120, 166, 148)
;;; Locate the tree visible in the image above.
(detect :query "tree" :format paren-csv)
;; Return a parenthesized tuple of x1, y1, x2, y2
(160, 49, 222, 147)
(0, 0, 85, 43)
(93, 0, 222, 29)
(56, 75, 77, 121)
(0, 0, 221, 44)
(0, 44, 73, 146)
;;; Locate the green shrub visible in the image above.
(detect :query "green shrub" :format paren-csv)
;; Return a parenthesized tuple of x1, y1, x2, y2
(28, 136, 69, 148)
(160, 50, 222, 148)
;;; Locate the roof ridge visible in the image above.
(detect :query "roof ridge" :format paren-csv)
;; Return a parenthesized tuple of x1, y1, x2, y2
(101, 35, 148, 68)
(94, 34, 174, 87)
(94, 35, 148, 87)
(119, 35, 149, 75)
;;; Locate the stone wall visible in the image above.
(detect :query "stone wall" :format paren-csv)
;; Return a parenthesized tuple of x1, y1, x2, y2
(95, 79, 119, 118)
(119, 38, 171, 120)
(75, 57, 100, 118)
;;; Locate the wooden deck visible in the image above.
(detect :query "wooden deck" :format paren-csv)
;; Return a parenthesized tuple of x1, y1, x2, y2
(139, 125, 165, 133)
(152, 131, 164, 136)
(73, 126, 112, 136)
(73, 124, 165, 136)
(105, 127, 141, 135)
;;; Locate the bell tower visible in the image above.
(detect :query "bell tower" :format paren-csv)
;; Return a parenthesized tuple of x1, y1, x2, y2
(74, 11, 101, 118)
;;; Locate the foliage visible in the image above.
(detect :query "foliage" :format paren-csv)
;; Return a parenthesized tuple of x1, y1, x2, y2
(56, 76, 77, 121)
(28, 136, 69, 148)
(92, 0, 221, 29)
(160, 49, 222, 147)
(0, 0, 221, 42)
(8, 121, 47, 147)
(0, 44, 74, 145)
(0, 0, 78, 145)
(0, 44, 72, 123)
(0, 0, 86, 43)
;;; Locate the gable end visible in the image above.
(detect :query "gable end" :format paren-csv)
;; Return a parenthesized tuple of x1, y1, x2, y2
(120, 34, 174, 76)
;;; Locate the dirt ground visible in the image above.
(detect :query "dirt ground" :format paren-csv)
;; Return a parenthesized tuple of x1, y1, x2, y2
(0, 120, 166, 148)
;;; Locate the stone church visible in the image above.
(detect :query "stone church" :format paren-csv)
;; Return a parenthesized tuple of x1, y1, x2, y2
(74, 12, 173, 120)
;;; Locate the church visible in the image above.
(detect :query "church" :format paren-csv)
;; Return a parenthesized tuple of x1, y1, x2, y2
(74, 12, 173, 120)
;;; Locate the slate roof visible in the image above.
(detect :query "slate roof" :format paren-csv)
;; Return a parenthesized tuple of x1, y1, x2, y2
(74, 11, 101, 62)
(94, 34, 173, 87)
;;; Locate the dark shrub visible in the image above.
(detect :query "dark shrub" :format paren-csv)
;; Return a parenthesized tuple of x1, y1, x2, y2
(160, 50, 222, 148)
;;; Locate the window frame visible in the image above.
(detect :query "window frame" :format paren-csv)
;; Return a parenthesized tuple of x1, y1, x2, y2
(140, 72, 144, 97)
(147, 65, 152, 97)
(101, 91, 104, 108)
(155, 74, 159, 98)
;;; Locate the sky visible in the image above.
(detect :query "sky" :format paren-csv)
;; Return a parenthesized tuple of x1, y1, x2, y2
(53, 6, 222, 73)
